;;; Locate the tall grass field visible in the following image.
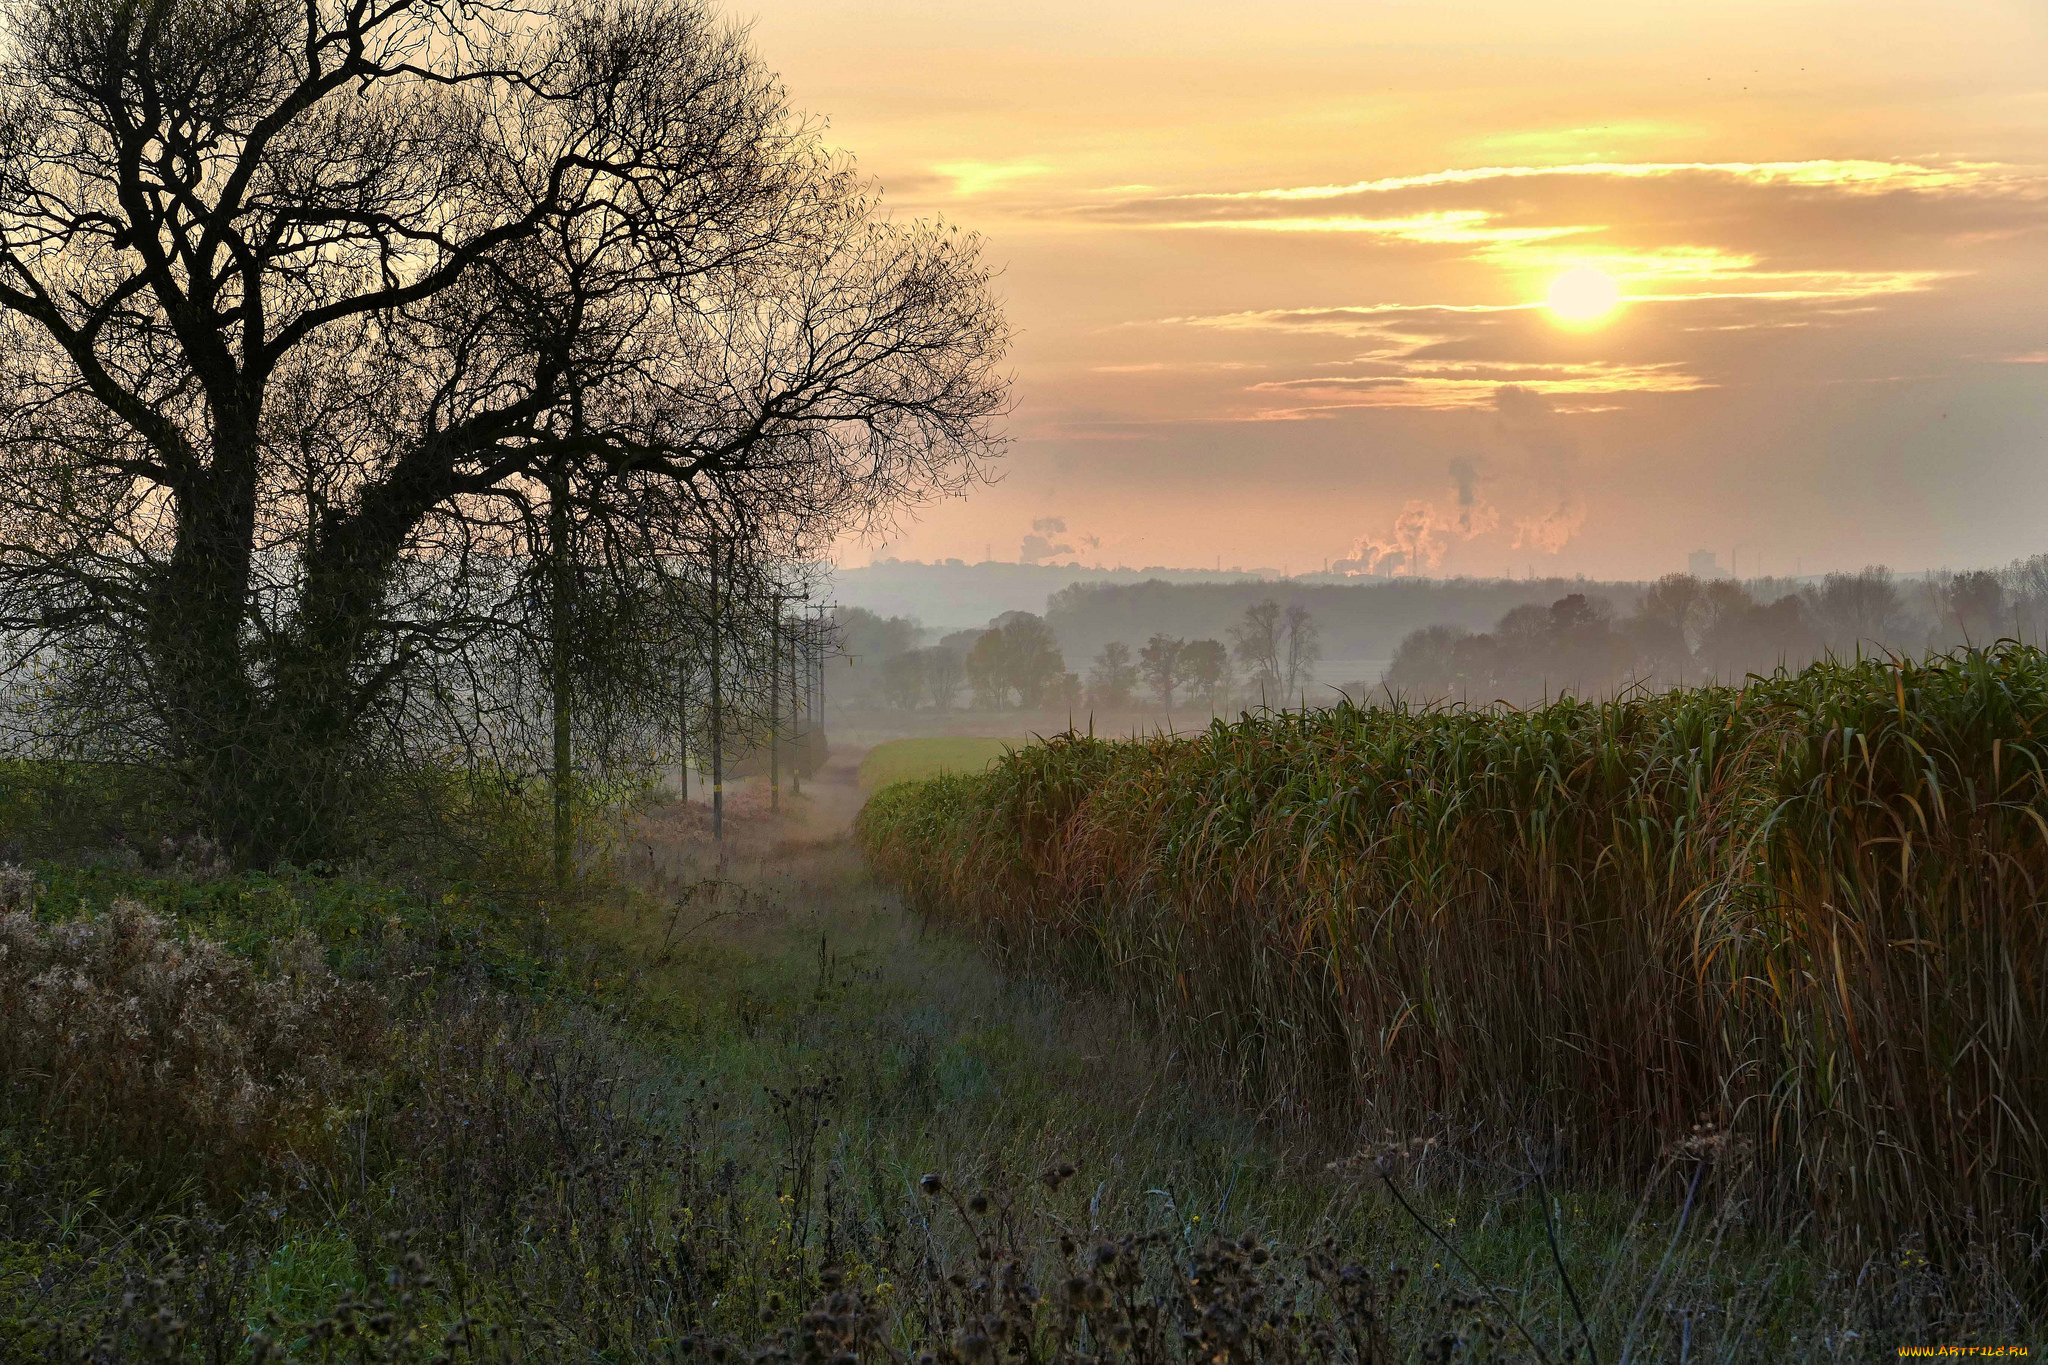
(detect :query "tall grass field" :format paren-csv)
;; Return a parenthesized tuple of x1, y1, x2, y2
(857, 646, 2048, 1282)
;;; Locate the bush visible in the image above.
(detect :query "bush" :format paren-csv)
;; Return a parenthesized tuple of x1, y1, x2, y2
(0, 884, 386, 1188)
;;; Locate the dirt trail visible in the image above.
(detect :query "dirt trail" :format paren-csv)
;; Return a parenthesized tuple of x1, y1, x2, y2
(627, 741, 871, 872)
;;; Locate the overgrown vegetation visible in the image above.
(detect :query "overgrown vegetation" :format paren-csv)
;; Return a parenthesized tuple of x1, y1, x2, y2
(5, 788, 1975, 1361)
(858, 645, 2048, 1307)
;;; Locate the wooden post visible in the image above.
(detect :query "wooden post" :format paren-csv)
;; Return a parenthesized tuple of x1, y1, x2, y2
(769, 596, 781, 814)
(709, 532, 723, 848)
(676, 661, 689, 802)
(791, 607, 804, 796)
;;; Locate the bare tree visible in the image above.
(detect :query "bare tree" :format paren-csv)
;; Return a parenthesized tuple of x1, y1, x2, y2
(0, 0, 1007, 860)
(1282, 603, 1320, 696)
(1226, 599, 1318, 704)
(1229, 601, 1284, 700)
(1803, 569, 1908, 659)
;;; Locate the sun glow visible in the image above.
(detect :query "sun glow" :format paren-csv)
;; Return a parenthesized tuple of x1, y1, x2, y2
(1546, 266, 1622, 324)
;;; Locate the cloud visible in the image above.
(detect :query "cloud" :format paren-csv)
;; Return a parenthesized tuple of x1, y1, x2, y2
(1333, 386, 1591, 575)
(1151, 210, 1591, 247)
(1249, 362, 1710, 410)
(1021, 515, 1077, 563)
(1143, 158, 2013, 205)
(1335, 456, 1502, 576)
(932, 159, 1051, 197)
(1079, 155, 2037, 363)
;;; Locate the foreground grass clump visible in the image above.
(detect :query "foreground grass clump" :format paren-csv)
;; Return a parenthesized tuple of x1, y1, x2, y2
(857, 646, 2048, 1280)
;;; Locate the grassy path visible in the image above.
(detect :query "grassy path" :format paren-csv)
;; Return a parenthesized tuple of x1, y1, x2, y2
(576, 756, 1939, 1362)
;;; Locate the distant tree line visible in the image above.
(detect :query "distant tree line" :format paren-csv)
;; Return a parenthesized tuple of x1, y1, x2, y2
(827, 559, 2048, 717)
(829, 598, 1322, 715)
(1046, 576, 1639, 672)
(1386, 561, 2048, 705)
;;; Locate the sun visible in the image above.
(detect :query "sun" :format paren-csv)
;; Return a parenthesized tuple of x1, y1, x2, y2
(1546, 266, 1622, 325)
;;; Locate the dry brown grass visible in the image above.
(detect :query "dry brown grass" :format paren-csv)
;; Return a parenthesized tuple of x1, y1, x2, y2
(0, 878, 386, 1188)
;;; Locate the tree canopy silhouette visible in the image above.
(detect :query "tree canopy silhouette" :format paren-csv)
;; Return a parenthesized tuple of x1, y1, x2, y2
(0, 0, 1008, 859)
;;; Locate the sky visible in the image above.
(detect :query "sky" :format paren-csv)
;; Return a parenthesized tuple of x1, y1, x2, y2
(743, 0, 2048, 581)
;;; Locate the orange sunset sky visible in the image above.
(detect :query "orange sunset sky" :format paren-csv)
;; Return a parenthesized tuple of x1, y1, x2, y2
(748, 0, 2048, 580)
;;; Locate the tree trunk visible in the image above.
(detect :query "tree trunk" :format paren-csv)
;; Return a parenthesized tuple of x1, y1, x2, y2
(708, 533, 723, 848)
(146, 429, 276, 860)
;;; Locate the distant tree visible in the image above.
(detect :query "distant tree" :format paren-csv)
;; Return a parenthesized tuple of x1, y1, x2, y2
(1947, 570, 2007, 643)
(1385, 624, 1470, 701)
(1228, 599, 1319, 703)
(834, 608, 921, 706)
(1494, 602, 1552, 654)
(1635, 574, 1710, 681)
(1282, 604, 1321, 697)
(1541, 593, 1625, 695)
(1004, 615, 1067, 708)
(2002, 554, 2048, 645)
(1229, 601, 1285, 701)
(923, 647, 966, 712)
(1059, 671, 1085, 715)
(881, 651, 926, 710)
(966, 631, 1011, 709)
(1088, 642, 1138, 708)
(835, 608, 921, 667)
(967, 614, 1065, 709)
(1138, 635, 1187, 709)
(1180, 639, 1232, 709)
(1737, 595, 1817, 675)
(1805, 569, 1908, 657)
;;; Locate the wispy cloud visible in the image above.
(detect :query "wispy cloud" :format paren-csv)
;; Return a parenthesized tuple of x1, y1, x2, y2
(1087, 360, 1262, 374)
(1151, 158, 2017, 205)
(1246, 365, 1709, 411)
(931, 159, 1052, 197)
(1152, 209, 1589, 246)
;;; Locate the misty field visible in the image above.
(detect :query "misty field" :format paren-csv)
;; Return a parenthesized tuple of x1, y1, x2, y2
(857, 645, 2048, 1290)
(858, 736, 1019, 789)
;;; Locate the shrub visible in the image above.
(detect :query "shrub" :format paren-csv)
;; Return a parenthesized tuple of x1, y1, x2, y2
(0, 886, 386, 1188)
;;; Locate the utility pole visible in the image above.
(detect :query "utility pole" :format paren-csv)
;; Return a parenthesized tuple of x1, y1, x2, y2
(789, 598, 804, 797)
(807, 603, 822, 740)
(768, 592, 783, 814)
(708, 531, 723, 850)
(548, 460, 573, 898)
(677, 663, 689, 802)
